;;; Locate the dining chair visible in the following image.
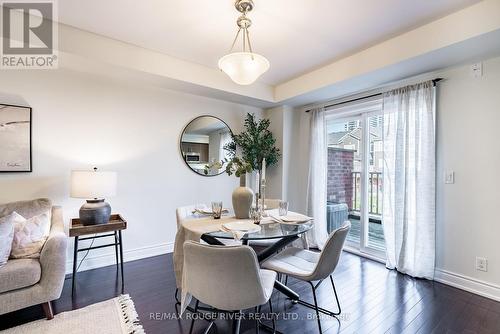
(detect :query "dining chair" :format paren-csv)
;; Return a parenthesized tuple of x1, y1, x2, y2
(174, 204, 241, 304)
(176, 204, 199, 229)
(183, 241, 277, 334)
(261, 222, 351, 333)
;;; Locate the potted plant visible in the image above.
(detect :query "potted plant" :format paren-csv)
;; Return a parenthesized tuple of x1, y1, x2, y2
(206, 113, 280, 218)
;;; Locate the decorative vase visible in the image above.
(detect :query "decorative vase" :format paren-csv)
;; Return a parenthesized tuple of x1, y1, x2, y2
(232, 174, 254, 219)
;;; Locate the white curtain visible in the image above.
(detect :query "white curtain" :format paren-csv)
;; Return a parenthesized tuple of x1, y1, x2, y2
(382, 81, 436, 279)
(306, 107, 329, 249)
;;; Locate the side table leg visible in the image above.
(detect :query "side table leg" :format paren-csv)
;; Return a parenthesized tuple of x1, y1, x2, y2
(114, 231, 120, 269)
(72, 236, 79, 297)
(118, 230, 124, 293)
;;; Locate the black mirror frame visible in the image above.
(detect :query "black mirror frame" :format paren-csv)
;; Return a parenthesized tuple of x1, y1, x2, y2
(179, 115, 233, 177)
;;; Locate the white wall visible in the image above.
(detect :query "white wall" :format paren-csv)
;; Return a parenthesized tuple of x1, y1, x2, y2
(283, 56, 500, 300)
(0, 68, 261, 271)
(435, 56, 500, 296)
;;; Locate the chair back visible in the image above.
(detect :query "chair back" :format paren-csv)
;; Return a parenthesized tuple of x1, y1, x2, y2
(310, 222, 350, 281)
(176, 204, 206, 229)
(183, 241, 270, 311)
(264, 199, 281, 209)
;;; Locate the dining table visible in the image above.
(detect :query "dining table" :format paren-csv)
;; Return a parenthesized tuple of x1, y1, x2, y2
(173, 208, 314, 307)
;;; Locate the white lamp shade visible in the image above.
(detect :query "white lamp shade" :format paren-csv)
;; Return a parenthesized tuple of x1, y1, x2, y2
(71, 170, 117, 199)
(218, 52, 270, 85)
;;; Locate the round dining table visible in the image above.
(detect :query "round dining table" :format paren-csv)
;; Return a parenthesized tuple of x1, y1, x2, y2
(200, 214, 313, 301)
(173, 208, 314, 315)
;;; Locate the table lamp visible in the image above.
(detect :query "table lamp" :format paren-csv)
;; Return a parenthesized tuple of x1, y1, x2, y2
(71, 167, 117, 226)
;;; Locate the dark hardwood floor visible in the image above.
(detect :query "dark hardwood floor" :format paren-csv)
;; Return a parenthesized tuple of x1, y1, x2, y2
(1, 252, 500, 333)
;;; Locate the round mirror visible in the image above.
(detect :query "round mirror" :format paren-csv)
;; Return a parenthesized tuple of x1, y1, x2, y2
(180, 116, 232, 176)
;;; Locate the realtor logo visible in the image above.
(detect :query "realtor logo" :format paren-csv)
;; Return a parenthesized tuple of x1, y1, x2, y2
(1, 0, 58, 69)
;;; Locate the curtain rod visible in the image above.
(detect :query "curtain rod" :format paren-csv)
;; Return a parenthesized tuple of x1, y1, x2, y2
(305, 78, 443, 113)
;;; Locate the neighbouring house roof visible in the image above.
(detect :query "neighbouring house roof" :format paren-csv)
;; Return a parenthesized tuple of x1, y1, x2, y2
(328, 131, 349, 145)
(328, 127, 382, 146)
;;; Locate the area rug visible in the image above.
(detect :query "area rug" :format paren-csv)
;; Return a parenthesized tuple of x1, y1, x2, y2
(2, 295, 145, 334)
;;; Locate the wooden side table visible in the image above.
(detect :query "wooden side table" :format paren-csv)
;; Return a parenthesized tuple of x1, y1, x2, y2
(69, 214, 127, 297)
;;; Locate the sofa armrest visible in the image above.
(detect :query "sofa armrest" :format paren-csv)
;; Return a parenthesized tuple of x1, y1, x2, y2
(39, 206, 68, 300)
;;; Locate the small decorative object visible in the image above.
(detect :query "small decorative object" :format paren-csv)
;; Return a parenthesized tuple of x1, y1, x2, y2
(279, 200, 289, 216)
(217, 113, 280, 217)
(232, 175, 254, 219)
(250, 207, 262, 225)
(71, 167, 117, 226)
(0, 104, 32, 172)
(259, 158, 267, 215)
(211, 201, 223, 219)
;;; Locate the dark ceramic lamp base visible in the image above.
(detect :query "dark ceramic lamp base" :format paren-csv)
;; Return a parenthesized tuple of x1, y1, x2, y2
(79, 199, 111, 226)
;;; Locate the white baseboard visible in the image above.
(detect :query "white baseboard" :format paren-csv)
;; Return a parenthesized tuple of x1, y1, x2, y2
(344, 248, 500, 302)
(434, 268, 500, 302)
(66, 241, 174, 274)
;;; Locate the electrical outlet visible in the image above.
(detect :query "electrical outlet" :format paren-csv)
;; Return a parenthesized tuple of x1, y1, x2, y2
(476, 257, 488, 272)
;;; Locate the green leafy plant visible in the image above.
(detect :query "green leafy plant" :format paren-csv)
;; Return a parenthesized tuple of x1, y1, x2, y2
(204, 113, 280, 177)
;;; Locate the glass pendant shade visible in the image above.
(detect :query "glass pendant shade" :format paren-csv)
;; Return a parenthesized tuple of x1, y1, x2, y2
(218, 52, 270, 85)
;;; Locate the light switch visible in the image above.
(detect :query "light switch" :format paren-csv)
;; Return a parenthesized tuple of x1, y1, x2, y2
(470, 62, 483, 78)
(445, 171, 454, 184)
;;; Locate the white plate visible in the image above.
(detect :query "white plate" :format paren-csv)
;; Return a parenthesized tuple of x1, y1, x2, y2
(222, 221, 261, 233)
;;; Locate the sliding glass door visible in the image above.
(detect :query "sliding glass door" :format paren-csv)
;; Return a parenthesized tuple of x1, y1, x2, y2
(326, 104, 385, 258)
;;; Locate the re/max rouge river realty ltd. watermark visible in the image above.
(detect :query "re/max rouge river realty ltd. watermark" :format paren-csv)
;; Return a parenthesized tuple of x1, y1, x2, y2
(1, 0, 58, 69)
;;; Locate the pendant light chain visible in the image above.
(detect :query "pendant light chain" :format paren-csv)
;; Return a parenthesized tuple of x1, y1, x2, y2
(229, 27, 242, 52)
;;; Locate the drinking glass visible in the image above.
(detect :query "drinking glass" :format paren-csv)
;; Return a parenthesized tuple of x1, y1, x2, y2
(279, 201, 289, 216)
(250, 207, 262, 225)
(211, 201, 223, 219)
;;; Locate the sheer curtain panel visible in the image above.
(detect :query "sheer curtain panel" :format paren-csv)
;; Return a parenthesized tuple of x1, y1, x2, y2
(306, 107, 329, 249)
(382, 81, 436, 279)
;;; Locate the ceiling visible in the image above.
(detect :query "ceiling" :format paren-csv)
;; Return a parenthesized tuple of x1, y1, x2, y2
(57, 0, 480, 86)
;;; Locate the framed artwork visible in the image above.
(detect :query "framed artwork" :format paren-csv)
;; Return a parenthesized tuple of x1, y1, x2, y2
(0, 103, 32, 172)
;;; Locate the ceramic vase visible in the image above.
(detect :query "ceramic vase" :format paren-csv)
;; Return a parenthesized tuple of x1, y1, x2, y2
(232, 174, 254, 219)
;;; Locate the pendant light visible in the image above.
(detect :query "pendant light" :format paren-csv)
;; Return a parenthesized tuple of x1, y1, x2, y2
(218, 0, 269, 85)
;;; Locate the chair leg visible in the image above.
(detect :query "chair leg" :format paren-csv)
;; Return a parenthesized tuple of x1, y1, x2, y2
(203, 321, 214, 334)
(295, 277, 341, 317)
(175, 288, 180, 305)
(189, 300, 199, 334)
(329, 275, 341, 315)
(255, 307, 260, 334)
(232, 311, 242, 334)
(41, 301, 54, 320)
(310, 282, 322, 334)
(269, 299, 276, 333)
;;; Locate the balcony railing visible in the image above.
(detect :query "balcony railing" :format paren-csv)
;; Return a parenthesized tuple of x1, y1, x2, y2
(352, 171, 382, 216)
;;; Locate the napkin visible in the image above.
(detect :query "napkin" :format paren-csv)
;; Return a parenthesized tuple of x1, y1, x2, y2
(220, 221, 261, 240)
(193, 208, 229, 216)
(269, 213, 313, 224)
(220, 225, 246, 240)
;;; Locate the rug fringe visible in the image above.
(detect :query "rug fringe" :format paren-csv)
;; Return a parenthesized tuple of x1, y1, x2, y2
(117, 294, 145, 334)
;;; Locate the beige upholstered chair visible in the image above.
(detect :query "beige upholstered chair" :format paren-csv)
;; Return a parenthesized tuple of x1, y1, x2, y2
(183, 241, 277, 334)
(0, 198, 67, 319)
(176, 204, 199, 229)
(262, 222, 351, 333)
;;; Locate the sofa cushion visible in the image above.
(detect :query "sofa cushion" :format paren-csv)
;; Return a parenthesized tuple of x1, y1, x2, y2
(0, 213, 22, 267)
(0, 198, 52, 220)
(0, 259, 41, 293)
(10, 212, 51, 259)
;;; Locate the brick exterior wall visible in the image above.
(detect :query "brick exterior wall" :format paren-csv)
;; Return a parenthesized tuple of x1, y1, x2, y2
(327, 147, 354, 210)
